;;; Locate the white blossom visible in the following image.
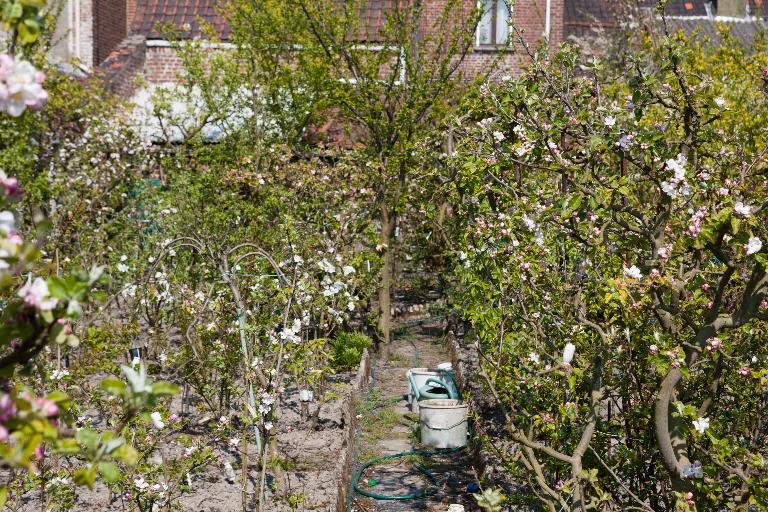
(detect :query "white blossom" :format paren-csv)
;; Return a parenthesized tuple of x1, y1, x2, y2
(692, 417, 710, 433)
(150, 411, 165, 430)
(745, 236, 762, 256)
(623, 265, 643, 280)
(733, 201, 752, 218)
(562, 343, 576, 365)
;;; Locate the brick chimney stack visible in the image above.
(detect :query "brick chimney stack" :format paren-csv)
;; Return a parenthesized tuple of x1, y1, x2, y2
(127, 0, 137, 33)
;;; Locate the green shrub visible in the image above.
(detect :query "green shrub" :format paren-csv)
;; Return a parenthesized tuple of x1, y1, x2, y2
(330, 332, 372, 370)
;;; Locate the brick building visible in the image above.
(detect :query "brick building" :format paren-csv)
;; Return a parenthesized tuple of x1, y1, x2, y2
(96, 0, 566, 92)
(50, 0, 135, 69)
(53, 0, 768, 85)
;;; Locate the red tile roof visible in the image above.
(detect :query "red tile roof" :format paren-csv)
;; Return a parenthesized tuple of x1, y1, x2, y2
(565, 0, 707, 29)
(131, 0, 230, 39)
(130, 0, 405, 42)
(565, 0, 767, 44)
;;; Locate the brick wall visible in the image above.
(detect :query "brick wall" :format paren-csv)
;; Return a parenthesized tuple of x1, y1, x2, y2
(131, 0, 566, 86)
(94, 0, 127, 65)
(144, 45, 186, 83)
(419, 0, 565, 78)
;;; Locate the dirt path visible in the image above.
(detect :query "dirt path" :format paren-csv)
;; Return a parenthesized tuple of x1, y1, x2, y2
(350, 318, 478, 512)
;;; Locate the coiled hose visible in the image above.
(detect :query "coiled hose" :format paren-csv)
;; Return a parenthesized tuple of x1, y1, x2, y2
(352, 446, 466, 500)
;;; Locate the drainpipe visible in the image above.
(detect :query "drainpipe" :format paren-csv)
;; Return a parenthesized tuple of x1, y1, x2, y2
(67, 0, 73, 56)
(544, 0, 551, 41)
(74, 0, 80, 60)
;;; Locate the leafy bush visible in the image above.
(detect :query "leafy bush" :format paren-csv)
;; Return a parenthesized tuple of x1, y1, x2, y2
(330, 332, 372, 370)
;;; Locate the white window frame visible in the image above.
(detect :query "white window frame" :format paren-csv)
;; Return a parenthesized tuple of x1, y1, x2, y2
(475, 0, 512, 47)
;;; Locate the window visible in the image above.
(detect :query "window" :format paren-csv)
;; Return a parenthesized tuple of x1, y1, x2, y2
(476, 0, 511, 46)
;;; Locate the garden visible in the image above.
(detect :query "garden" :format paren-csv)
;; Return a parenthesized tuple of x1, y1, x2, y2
(0, 0, 765, 511)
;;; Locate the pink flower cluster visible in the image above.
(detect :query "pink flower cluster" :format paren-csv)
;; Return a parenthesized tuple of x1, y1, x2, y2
(687, 207, 706, 237)
(0, 55, 47, 117)
(706, 337, 723, 352)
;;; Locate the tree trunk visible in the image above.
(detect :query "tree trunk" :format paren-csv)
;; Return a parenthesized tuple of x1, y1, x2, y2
(378, 201, 395, 343)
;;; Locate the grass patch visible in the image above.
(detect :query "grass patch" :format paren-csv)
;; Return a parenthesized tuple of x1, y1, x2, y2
(388, 351, 410, 367)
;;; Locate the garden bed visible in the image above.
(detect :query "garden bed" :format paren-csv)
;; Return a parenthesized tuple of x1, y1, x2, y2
(10, 351, 372, 512)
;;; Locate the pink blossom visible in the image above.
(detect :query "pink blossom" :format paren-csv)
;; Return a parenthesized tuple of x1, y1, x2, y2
(35, 398, 58, 418)
(0, 424, 8, 442)
(701, 283, 710, 291)
(657, 244, 672, 260)
(17, 277, 58, 311)
(649, 344, 659, 355)
(706, 337, 723, 352)
(0, 176, 19, 198)
(737, 367, 750, 376)
(0, 394, 16, 423)
(687, 208, 706, 236)
(745, 236, 762, 256)
(0, 55, 12, 81)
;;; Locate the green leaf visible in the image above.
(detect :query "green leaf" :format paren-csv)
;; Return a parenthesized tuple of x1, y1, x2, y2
(101, 377, 126, 392)
(0, 486, 7, 508)
(102, 437, 124, 455)
(54, 438, 80, 455)
(7, 2, 23, 20)
(151, 382, 179, 396)
(47, 277, 68, 299)
(73, 466, 97, 488)
(88, 266, 105, 284)
(97, 462, 120, 483)
(113, 443, 139, 465)
(67, 299, 82, 317)
(75, 429, 99, 453)
(18, 18, 40, 44)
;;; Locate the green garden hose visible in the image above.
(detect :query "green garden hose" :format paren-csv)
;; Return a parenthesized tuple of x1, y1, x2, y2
(352, 446, 466, 500)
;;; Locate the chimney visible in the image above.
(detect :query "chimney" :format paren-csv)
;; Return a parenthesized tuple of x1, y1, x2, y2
(716, 0, 747, 16)
(127, 0, 137, 33)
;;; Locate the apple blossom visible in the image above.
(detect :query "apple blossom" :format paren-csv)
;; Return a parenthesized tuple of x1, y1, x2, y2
(150, 411, 165, 429)
(1, 58, 47, 117)
(733, 201, 751, 217)
(623, 265, 643, 280)
(692, 417, 710, 434)
(745, 236, 762, 255)
(562, 343, 576, 365)
(18, 277, 58, 311)
(0, 210, 15, 234)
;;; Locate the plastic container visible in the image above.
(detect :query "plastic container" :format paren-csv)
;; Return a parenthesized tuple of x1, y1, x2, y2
(407, 368, 459, 413)
(127, 347, 144, 365)
(419, 399, 468, 448)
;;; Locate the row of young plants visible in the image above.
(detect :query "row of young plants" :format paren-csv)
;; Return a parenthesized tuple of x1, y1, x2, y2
(0, 3, 386, 511)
